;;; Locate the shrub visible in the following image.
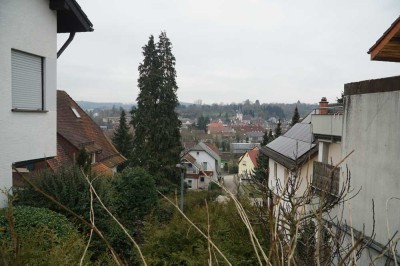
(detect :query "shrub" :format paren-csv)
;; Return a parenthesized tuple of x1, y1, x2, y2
(0, 206, 76, 240)
(113, 167, 158, 225)
(15, 165, 113, 223)
(0, 206, 89, 265)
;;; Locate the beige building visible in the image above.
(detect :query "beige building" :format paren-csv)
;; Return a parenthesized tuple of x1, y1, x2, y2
(238, 147, 260, 180)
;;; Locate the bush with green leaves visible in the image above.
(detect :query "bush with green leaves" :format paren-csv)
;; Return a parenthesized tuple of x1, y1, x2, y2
(15, 165, 113, 222)
(13, 166, 121, 261)
(142, 191, 261, 265)
(0, 206, 90, 265)
(113, 167, 158, 225)
(0, 206, 76, 241)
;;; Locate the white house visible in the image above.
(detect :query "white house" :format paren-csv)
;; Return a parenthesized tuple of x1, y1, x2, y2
(262, 119, 318, 197)
(238, 147, 260, 181)
(0, 0, 93, 206)
(181, 142, 221, 189)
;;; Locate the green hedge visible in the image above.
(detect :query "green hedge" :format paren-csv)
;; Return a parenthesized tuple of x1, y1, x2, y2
(0, 205, 77, 240)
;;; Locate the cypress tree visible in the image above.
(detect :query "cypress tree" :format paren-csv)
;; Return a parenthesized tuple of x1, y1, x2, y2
(291, 106, 300, 126)
(156, 31, 183, 182)
(262, 130, 269, 146)
(112, 109, 133, 170)
(275, 119, 282, 138)
(252, 150, 269, 183)
(131, 33, 182, 184)
(268, 129, 274, 141)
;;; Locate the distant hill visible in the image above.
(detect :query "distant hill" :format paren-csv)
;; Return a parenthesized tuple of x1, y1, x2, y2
(77, 100, 318, 121)
(77, 101, 135, 111)
(77, 101, 193, 111)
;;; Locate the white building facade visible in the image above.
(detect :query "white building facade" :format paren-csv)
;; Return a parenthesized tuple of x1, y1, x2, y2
(0, 0, 92, 206)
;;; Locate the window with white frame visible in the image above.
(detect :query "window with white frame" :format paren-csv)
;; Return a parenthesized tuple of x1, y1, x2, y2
(202, 162, 207, 170)
(11, 49, 44, 110)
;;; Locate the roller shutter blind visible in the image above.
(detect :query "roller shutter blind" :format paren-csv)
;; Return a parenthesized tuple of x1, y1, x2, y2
(11, 50, 43, 110)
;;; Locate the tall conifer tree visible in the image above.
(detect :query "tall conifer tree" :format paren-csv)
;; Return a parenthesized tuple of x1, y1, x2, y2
(275, 119, 282, 138)
(268, 129, 274, 141)
(131, 33, 182, 183)
(252, 151, 269, 182)
(291, 106, 300, 126)
(262, 130, 270, 146)
(112, 109, 133, 170)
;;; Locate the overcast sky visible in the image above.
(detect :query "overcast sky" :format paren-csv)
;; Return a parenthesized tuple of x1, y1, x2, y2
(57, 0, 400, 104)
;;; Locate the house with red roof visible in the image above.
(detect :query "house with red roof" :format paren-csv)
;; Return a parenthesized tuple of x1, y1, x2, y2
(238, 147, 260, 180)
(45, 91, 126, 176)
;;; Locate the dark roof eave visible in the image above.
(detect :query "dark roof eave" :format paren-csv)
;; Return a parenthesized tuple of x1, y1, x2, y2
(261, 145, 318, 170)
(50, 0, 94, 33)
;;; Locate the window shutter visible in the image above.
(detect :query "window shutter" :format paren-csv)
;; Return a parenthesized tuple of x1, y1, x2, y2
(11, 50, 43, 110)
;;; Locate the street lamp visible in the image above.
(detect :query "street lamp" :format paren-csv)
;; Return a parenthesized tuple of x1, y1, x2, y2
(176, 163, 187, 212)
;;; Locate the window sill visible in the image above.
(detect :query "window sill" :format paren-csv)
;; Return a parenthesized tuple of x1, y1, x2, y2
(12, 109, 49, 113)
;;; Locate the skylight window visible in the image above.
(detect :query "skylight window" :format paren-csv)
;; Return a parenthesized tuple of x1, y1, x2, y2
(71, 107, 81, 118)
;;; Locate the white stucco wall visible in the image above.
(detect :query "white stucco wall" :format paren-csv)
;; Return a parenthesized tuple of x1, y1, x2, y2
(0, 0, 57, 205)
(318, 141, 342, 166)
(342, 91, 400, 255)
(328, 142, 341, 166)
(238, 153, 256, 178)
(269, 156, 315, 199)
(188, 150, 218, 181)
(185, 176, 209, 190)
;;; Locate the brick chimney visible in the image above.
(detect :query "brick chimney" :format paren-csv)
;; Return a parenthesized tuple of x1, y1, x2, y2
(319, 97, 329, 115)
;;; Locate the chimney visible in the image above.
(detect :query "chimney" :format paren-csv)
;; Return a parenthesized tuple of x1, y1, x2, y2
(319, 97, 329, 115)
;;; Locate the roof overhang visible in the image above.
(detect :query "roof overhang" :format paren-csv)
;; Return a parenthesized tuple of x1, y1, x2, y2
(261, 145, 318, 170)
(368, 16, 400, 62)
(50, 0, 94, 33)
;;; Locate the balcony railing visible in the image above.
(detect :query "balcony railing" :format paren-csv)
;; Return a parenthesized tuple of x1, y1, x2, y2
(311, 114, 343, 139)
(312, 161, 340, 196)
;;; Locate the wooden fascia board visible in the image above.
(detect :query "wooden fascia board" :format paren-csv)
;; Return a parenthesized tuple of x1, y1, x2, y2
(369, 20, 400, 61)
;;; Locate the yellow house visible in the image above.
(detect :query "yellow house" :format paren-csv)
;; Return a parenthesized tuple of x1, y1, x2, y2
(238, 147, 259, 180)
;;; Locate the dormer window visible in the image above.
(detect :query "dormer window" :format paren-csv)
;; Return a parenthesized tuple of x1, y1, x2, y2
(71, 107, 81, 118)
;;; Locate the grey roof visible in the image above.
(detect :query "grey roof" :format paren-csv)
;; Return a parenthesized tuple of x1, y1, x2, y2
(230, 143, 261, 153)
(300, 111, 314, 124)
(189, 142, 221, 162)
(266, 137, 316, 161)
(283, 123, 314, 143)
(247, 131, 265, 138)
(264, 122, 317, 168)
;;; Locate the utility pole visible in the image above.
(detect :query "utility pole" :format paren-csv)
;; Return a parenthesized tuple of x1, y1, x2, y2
(176, 163, 186, 212)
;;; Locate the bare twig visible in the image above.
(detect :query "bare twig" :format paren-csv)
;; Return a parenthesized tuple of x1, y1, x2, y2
(205, 200, 212, 266)
(80, 177, 95, 266)
(83, 172, 148, 266)
(13, 166, 124, 265)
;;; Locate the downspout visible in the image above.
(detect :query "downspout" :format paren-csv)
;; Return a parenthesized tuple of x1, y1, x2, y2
(57, 32, 76, 58)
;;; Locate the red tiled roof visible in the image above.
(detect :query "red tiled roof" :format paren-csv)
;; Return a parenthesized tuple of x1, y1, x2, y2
(207, 122, 224, 134)
(231, 125, 265, 133)
(92, 162, 113, 177)
(55, 90, 126, 171)
(247, 147, 260, 168)
(239, 147, 260, 168)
